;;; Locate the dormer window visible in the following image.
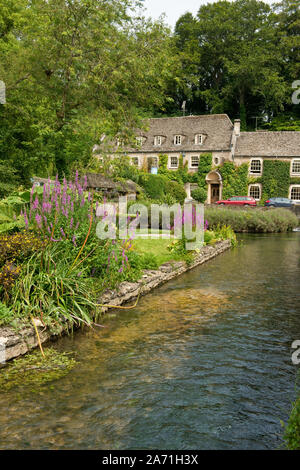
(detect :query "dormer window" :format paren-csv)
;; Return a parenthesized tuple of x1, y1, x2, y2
(154, 136, 162, 146)
(174, 135, 182, 145)
(195, 134, 203, 145)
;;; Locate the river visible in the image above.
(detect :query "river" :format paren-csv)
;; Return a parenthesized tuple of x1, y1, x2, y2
(0, 233, 299, 449)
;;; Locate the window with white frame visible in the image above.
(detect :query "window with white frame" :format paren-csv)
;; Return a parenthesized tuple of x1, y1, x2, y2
(174, 135, 182, 145)
(170, 156, 179, 168)
(290, 185, 300, 201)
(195, 134, 203, 145)
(250, 158, 262, 175)
(291, 159, 300, 176)
(132, 157, 139, 167)
(154, 136, 162, 146)
(248, 184, 261, 200)
(214, 156, 220, 166)
(190, 156, 199, 168)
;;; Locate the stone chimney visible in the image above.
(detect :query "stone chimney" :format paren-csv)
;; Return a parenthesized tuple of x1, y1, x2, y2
(234, 119, 240, 136)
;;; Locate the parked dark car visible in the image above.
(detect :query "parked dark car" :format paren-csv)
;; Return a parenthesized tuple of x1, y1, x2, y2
(215, 196, 257, 206)
(264, 198, 295, 208)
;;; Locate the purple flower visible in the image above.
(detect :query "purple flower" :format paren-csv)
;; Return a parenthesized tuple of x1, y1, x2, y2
(35, 214, 42, 228)
(32, 196, 39, 210)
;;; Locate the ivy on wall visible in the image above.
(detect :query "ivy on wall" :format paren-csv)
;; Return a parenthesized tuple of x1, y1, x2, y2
(158, 153, 212, 185)
(158, 154, 185, 183)
(218, 162, 249, 199)
(153, 155, 298, 202)
(260, 160, 291, 202)
(197, 153, 213, 188)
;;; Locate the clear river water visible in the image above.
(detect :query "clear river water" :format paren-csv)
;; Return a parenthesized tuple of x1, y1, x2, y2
(0, 233, 299, 450)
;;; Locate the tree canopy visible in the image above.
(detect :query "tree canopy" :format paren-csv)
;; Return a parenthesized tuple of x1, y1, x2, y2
(169, 0, 300, 129)
(0, 0, 299, 191)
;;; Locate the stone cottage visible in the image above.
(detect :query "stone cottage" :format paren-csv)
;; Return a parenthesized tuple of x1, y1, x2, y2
(95, 115, 300, 203)
(80, 173, 139, 201)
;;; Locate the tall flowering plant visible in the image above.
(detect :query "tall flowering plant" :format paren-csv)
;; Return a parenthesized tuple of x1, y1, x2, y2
(23, 174, 138, 284)
(24, 172, 94, 249)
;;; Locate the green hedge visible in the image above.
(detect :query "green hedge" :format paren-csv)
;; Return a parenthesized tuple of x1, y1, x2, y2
(205, 207, 298, 233)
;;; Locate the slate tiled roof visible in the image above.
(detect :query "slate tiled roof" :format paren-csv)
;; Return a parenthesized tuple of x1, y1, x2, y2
(125, 114, 234, 152)
(235, 131, 300, 157)
(80, 173, 139, 193)
(81, 173, 118, 190)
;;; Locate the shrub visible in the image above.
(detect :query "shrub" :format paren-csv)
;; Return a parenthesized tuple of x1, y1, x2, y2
(0, 231, 47, 266)
(191, 187, 207, 203)
(138, 174, 166, 200)
(165, 180, 186, 204)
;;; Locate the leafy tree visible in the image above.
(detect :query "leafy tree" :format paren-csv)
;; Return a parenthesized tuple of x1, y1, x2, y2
(171, 0, 291, 128)
(0, 0, 175, 185)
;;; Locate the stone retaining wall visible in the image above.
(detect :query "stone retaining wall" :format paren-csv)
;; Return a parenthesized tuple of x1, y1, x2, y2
(0, 240, 231, 363)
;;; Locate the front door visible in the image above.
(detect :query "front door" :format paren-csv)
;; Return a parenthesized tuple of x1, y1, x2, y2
(211, 184, 220, 203)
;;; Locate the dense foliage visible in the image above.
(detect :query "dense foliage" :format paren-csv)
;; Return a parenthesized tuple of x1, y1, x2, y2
(1, 0, 299, 193)
(0, 177, 169, 329)
(205, 207, 298, 232)
(167, 0, 300, 130)
(0, 0, 176, 186)
(260, 160, 293, 202)
(219, 162, 249, 200)
(283, 397, 300, 450)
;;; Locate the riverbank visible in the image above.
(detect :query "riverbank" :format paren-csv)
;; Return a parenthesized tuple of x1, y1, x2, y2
(0, 240, 231, 363)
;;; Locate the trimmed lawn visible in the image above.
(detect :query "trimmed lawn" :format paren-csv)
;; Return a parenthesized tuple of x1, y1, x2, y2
(132, 238, 183, 266)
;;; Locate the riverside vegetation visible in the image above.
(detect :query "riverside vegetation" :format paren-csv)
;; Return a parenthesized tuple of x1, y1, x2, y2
(282, 372, 300, 450)
(0, 175, 235, 334)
